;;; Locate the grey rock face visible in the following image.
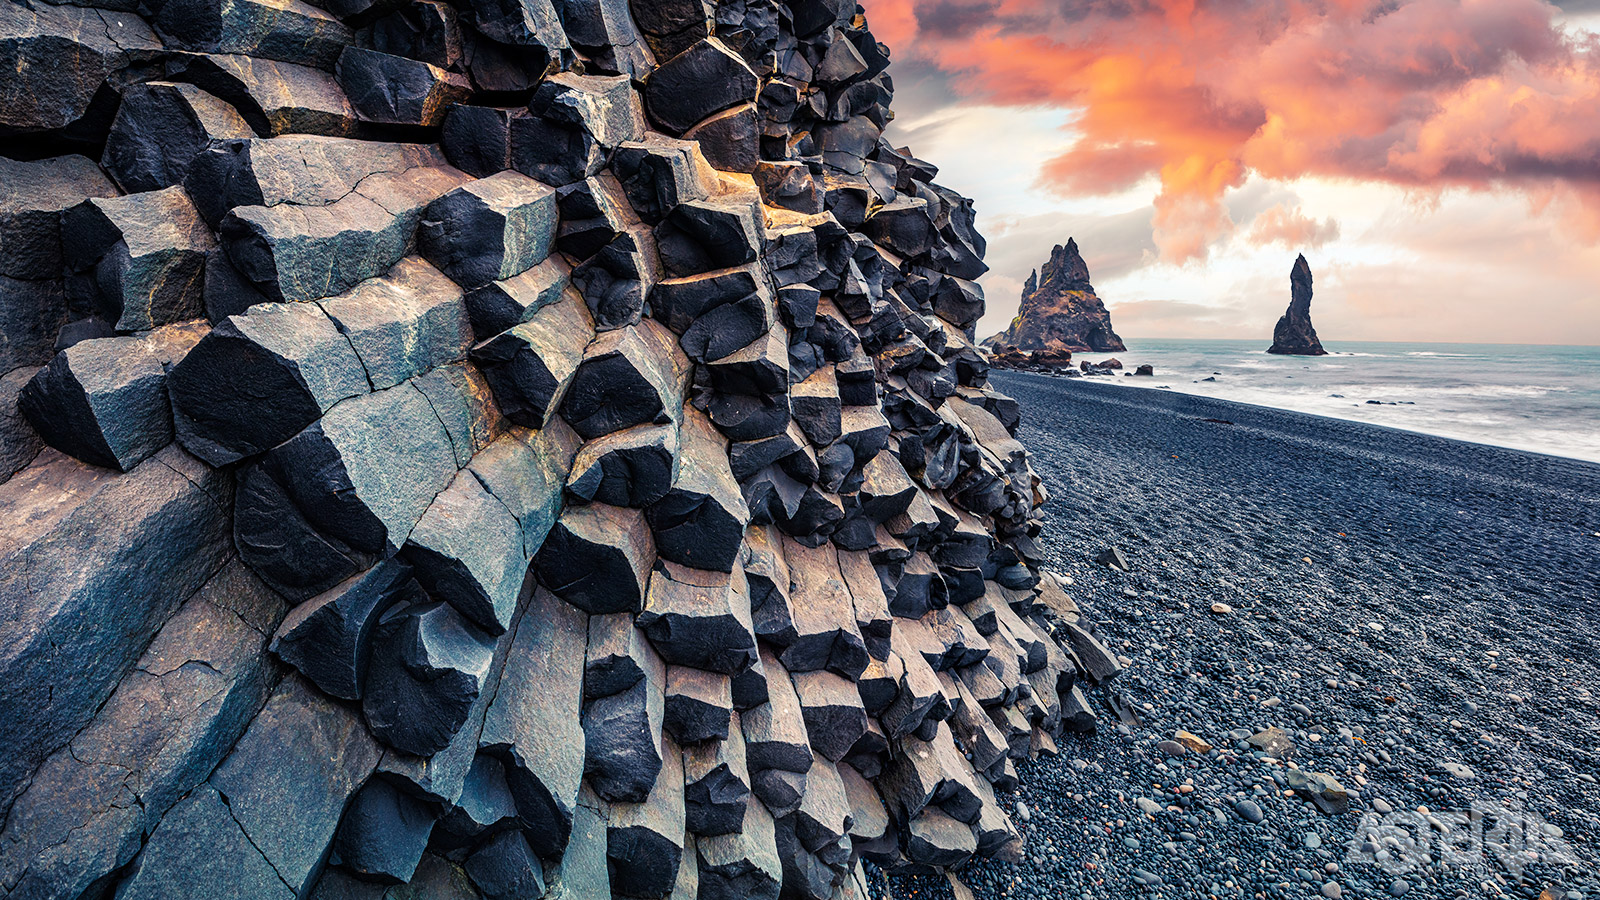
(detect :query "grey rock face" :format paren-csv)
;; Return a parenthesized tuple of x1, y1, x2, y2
(465, 830, 546, 899)
(0, 448, 233, 818)
(209, 676, 383, 893)
(471, 284, 594, 428)
(161, 52, 359, 138)
(329, 777, 436, 883)
(0, 155, 119, 282)
(114, 784, 296, 900)
(536, 501, 655, 613)
(583, 646, 667, 803)
(420, 170, 558, 288)
(644, 38, 759, 135)
(219, 164, 471, 304)
(0, 368, 45, 482)
(317, 257, 473, 392)
(153, 0, 351, 69)
(362, 601, 496, 756)
(338, 47, 470, 126)
(402, 469, 526, 634)
(0, 0, 1107, 896)
(0, 560, 283, 900)
(478, 587, 587, 858)
(638, 562, 758, 674)
(464, 257, 572, 336)
(169, 298, 372, 466)
(62, 187, 217, 332)
(684, 716, 752, 836)
(0, 3, 162, 134)
(21, 333, 180, 472)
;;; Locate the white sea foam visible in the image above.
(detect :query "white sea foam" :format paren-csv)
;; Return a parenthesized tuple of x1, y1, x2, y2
(1094, 338, 1600, 463)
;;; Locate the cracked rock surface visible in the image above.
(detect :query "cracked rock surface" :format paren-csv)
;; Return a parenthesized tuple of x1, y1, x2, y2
(0, 1, 1122, 897)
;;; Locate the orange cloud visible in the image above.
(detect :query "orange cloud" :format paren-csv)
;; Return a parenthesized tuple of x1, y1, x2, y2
(861, 0, 1600, 261)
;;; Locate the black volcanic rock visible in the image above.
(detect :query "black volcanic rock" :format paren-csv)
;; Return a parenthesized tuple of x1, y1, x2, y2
(1268, 253, 1328, 356)
(986, 237, 1125, 353)
(0, 1, 1125, 896)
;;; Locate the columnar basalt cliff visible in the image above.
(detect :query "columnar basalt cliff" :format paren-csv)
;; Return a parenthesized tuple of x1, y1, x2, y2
(1267, 254, 1327, 356)
(0, 2, 1120, 897)
(986, 237, 1125, 354)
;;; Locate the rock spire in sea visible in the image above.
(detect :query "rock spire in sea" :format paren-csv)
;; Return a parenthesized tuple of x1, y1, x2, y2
(0, 0, 1122, 897)
(987, 237, 1125, 353)
(1267, 254, 1328, 356)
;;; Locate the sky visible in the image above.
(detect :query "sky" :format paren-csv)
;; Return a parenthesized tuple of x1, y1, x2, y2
(859, 0, 1600, 345)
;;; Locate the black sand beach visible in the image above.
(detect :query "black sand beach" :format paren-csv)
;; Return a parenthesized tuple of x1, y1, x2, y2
(898, 373, 1600, 900)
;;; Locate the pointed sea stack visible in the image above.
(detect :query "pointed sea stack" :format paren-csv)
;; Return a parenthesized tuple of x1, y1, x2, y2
(1267, 254, 1328, 356)
(986, 238, 1125, 353)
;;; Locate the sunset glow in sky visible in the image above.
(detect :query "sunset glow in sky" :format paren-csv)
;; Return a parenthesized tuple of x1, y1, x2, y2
(860, 0, 1600, 345)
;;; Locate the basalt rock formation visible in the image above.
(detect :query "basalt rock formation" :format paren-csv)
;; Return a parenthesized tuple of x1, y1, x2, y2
(1267, 254, 1327, 356)
(0, 2, 1120, 898)
(986, 237, 1124, 354)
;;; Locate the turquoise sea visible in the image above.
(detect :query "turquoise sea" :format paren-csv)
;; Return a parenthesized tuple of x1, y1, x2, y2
(1076, 339, 1600, 464)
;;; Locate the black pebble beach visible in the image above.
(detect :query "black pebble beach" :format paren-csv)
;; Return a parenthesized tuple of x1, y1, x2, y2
(894, 373, 1600, 900)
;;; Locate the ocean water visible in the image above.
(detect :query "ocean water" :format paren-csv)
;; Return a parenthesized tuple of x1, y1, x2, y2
(1074, 339, 1600, 464)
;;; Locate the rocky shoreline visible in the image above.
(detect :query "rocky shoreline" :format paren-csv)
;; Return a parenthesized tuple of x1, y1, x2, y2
(895, 374, 1600, 900)
(987, 349, 1154, 378)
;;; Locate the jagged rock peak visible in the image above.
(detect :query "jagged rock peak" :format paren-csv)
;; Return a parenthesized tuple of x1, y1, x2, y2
(1292, 252, 1312, 297)
(1268, 253, 1328, 356)
(1043, 237, 1093, 293)
(985, 236, 1125, 354)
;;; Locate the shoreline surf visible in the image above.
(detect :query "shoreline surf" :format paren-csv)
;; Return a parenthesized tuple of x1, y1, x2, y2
(1025, 338, 1600, 465)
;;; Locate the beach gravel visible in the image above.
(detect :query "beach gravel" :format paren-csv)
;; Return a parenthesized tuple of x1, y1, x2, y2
(892, 374, 1600, 900)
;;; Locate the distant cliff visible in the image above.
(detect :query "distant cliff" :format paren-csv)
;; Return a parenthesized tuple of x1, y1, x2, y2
(1268, 254, 1328, 356)
(986, 238, 1125, 353)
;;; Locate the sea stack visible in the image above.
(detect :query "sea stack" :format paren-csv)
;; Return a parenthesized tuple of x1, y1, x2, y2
(988, 238, 1126, 353)
(1268, 254, 1328, 356)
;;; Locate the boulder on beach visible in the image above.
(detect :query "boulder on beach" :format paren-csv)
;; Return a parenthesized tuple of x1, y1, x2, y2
(1079, 358, 1124, 376)
(1096, 547, 1131, 571)
(1267, 254, 1328, 356)
(988, 339, 1075, 373)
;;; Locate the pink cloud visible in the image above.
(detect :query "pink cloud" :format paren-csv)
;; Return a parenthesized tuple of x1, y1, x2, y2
(1246, 203, 1342, 248)
(860, 0, 1600, 261)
